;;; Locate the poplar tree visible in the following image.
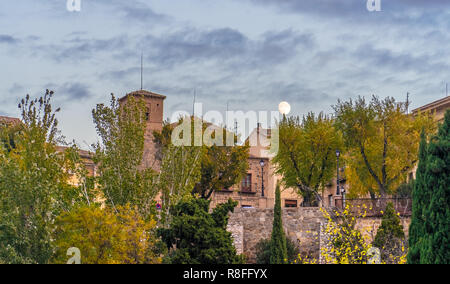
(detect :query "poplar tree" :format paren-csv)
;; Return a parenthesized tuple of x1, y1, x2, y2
(0, 90, 84, 263)
(274, 112, 343, 206)
(92, 94, 158, 217)
(333, 96, 434, 198)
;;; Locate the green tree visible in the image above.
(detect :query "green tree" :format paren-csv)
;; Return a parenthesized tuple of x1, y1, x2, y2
(407, 130, 428, 264)
(158, 198, 244, 264)
(0, 119, 22, 152)
(395, 180, 414, 199)
(255, 237, 299, 264)
(52, 205, 162, 264)
(372, 202, 406, 264)
(333, 96, 434, 198)
(0, 91, 85, 263)
(158, 143, 202, 226)
(273, 112, 343, 206)
(420, 110, 450, 264)
(92, 94, 158, 217)
(270, 183, 288, 264)
(155, 117, 249, 199)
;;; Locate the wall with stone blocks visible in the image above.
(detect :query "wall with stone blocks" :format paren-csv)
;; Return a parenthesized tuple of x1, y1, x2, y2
(227, 207, 411, 263)
(227, 207, 325, 263)
(355, 216, 411, 243)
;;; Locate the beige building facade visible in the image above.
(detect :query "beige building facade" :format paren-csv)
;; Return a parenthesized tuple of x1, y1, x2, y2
(4, 91, 447, 210)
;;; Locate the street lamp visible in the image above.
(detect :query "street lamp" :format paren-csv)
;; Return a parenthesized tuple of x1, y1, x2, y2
(259, 159, 265, 197)
(336, 149, 341, 199)
(335, 149, 346, 208)
(336, 150, 341, 194)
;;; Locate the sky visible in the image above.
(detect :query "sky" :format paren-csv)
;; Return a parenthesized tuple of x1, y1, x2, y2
(0, 0, 449, 149)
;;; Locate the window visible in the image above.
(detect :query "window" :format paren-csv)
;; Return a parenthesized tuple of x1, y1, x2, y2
(241, 174, 252, 192)
(328, 195, 333, 207)
(285, 200, 297, 208)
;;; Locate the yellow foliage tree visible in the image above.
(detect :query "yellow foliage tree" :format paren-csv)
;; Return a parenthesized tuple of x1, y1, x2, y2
(333, 96, 434, 198)
(52, 205, 162, 264)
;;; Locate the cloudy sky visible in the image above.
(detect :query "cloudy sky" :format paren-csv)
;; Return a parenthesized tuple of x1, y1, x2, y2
(0, 0, 449, 148)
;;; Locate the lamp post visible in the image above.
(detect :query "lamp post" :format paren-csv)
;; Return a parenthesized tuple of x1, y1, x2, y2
(259, 159, 265, 197)
(336, 150, 341, 207)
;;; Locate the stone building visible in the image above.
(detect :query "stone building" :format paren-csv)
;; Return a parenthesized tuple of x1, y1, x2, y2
(412, 96, 450, 124)
(117, 89, 309, 210)
(118, 90, 166, 171)
(209, 124, 340, 210)
(407, 96, 450, 181)
(3, 92, 447, 210)
(0, 116, 21, 126)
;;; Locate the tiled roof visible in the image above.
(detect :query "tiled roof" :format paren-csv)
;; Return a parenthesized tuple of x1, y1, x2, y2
(0, 116, 21, 125)
(56, 146, 94, 160)
(118, 90, 166, 102)
(412, 96, 450, 113)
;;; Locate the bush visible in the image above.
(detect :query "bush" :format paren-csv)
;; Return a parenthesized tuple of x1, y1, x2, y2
(52, 205, 162, 264)
(255, 238, 300, 264)
(158, 198, 245, 264)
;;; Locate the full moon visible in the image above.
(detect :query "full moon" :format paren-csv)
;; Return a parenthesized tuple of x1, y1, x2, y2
(278, 101, 291, 115)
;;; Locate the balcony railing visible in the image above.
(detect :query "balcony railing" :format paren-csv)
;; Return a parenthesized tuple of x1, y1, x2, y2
(334, 198, 412, 217)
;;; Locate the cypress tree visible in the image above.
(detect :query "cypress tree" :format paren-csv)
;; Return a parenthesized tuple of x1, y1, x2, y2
(421, 110, 450, 264)
(408, 129, 429, 264)
(270, 183, 288, 264)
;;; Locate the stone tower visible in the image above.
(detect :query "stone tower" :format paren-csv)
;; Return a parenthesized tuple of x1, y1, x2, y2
(118, 90, 166, 171)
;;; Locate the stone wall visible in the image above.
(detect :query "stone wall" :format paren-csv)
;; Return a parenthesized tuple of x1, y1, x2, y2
(355, 216, 411, 243)
(227, 207, 411, 263)
(227, 207, 325, 263)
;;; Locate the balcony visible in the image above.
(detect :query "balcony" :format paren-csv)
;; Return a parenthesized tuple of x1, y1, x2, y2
(240, 183, 258, 194)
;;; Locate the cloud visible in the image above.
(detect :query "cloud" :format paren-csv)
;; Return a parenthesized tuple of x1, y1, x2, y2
(26, 35, 131, 63)
(0, 35, 19, 45)
(140, 27, 315, 70)
(244, 0, 450, 16)
(57, 82, 93, 101)
(8, 83, 25, 94)
(45, 0, 168, 24)
(118, 1, 167, 22)
(354, 44, 449, 74)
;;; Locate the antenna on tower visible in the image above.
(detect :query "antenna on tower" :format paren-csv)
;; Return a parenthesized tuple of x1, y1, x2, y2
(406, 92, 410, 114)
(140, 51, 144, 90)
(192, 88, 196, 117)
